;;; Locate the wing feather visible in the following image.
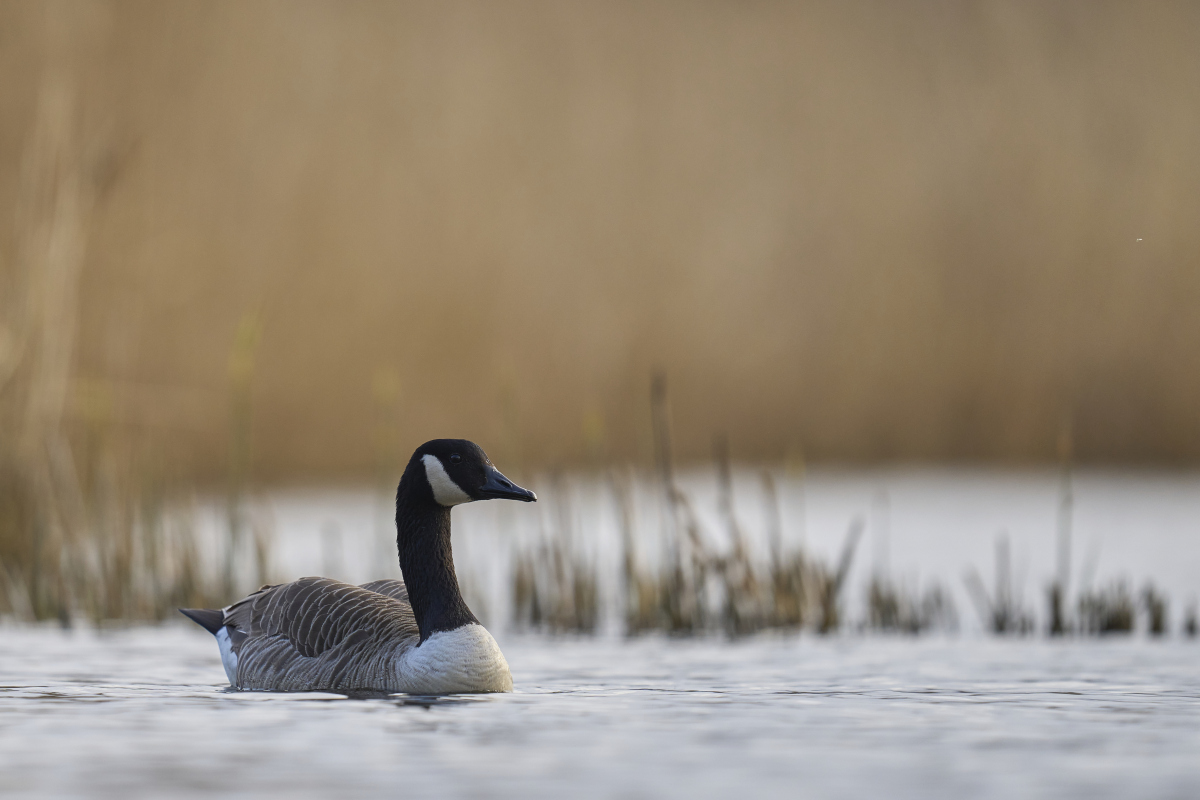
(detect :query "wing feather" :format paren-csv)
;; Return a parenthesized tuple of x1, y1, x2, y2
(222, 577, 420, 691)
(358, 579, 410, 604)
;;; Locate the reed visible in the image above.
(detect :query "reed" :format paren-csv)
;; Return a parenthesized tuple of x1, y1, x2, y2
(1047, 422, 1074, 636)
(0, 81, 268, 621)
(0, 290, 219, 624)
(866, 577, 958, 635)
(964, 533, 1035, 634)
(510, 375, 872, 637)
(510, 472, 598, 634)
(763, 471, 807, 630)
(1141, 583, 1168, 637)
(711, 434, 766, 635)
(809, 519, 864, 635)
(511, 460, 869, 638)
(610, 468, 660, 634)
(511, 540, 599, 634)
(1076, 581, 1135, 635)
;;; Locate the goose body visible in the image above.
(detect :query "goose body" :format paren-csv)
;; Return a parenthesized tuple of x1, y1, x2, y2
(181, 440, 534, 694)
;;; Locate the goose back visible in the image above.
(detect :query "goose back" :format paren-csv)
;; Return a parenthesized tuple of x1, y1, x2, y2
(224, 577, 420, 692)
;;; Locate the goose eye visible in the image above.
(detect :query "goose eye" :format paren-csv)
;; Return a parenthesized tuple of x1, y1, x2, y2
(449, 453, 462, 464)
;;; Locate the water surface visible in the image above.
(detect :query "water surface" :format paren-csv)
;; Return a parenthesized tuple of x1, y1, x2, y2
(1, 626, 1196, 798)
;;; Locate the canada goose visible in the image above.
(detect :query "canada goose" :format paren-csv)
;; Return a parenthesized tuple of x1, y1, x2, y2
(180, 439, 535, 694)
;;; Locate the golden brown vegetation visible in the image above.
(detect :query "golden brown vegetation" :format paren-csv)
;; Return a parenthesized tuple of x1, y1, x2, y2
(3, 2, 1200, 486)
(2, 3, 1198, 626)
(0, 77, 226, 622)
(513, 376, 885, 637)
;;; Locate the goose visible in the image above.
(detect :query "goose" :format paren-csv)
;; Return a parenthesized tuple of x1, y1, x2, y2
(180, 439, 535, 694)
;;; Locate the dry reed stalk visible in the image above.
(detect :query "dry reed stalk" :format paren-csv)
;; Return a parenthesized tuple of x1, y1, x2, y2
(0, 78, 93, 624)
(610, 469, 659, 634)
(1047, 421, 1075, 636)
(509, 473, 597, 634)
(511, 541, 599, 633)
(587, 376, 848, 637)
(515, 377, 961, 639)
(1141, 583, 1168, 636)
(1076, 581, 1135, 635)
(510, 546, 541, 629)
(711, 435, 768, 635)
(964, 533, 1034, 634)
(651, 372, 708, 634)
(762, 471, 800, 628)
(0, 78, 229, 623)
(866, 576, 957, 634)
(766, 459, 813, 629)
(661, 474, 711, 634)
(813, 517, 864, 634)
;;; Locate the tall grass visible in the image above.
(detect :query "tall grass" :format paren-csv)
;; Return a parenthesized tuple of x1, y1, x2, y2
(964, 534, 1035, 635)
(511, 375, 875, 637)
(866, 577, 958, 635)
(7, 2, 1200, 477)
(511, 374, 1194, 639)
(1047, 424, 1075, 636)
(511, 471, 598, 634)
(1076, 582, 1135, 635)
(0, 81, 265, 623)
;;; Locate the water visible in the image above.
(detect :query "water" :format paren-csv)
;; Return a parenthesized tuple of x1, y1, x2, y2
(5, 469, 1199, 796)
(2, 626, 1197, 799)
(224, 467, 1200, 635)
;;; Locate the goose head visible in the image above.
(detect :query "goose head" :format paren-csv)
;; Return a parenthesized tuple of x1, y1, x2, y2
(413, 439, 536, 507)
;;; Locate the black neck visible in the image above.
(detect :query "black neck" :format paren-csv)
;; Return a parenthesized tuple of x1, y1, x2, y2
(395, 465, 479, 642)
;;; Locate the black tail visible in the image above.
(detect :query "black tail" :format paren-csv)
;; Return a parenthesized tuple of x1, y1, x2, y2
(180, 607, 225, 635)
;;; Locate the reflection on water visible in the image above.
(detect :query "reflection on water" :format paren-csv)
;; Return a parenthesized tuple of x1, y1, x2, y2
(1, 626, 1197, 799)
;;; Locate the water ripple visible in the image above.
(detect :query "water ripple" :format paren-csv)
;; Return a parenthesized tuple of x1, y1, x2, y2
(0, 627, 1197, 799)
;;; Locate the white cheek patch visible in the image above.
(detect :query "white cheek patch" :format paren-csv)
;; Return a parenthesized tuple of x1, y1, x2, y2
(422, 454, 472, 506)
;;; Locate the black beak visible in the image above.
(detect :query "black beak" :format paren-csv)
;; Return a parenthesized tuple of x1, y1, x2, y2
(478, 466, 537, 502)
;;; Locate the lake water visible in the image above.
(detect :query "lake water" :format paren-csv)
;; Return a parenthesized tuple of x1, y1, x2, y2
(1, 625, 1197, 799)
(4, 469, 1199, 797)
(213, 467, 1200, 635)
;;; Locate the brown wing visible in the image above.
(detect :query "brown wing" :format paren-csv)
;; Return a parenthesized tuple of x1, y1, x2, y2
(222, 577, 419, 692)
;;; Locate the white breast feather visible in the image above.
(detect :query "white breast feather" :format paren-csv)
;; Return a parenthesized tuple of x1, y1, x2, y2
(422, 455, 472, 506)
(393, 624, 512, 694)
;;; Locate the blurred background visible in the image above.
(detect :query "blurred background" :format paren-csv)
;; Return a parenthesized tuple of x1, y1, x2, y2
(1, 0, 1199, 632)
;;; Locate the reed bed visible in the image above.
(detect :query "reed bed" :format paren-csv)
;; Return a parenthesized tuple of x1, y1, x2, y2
(510, 460, 1190, 639)
(1, 362, 269, 625)
(510, 376, 1193, 639)
(0, 332, 272, 624)
(865, 577, 958, 635)
(510, 466, 870, 638)
(0, 82, 268, 623)
(1013, 427, 1187, 638)
(1075, 582, 1136, 636)
(963, 534, 1036, 635)
(1141, 584, 1169, 637)
(511, 473, 598, 634)
(513, 375, 938, 638)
